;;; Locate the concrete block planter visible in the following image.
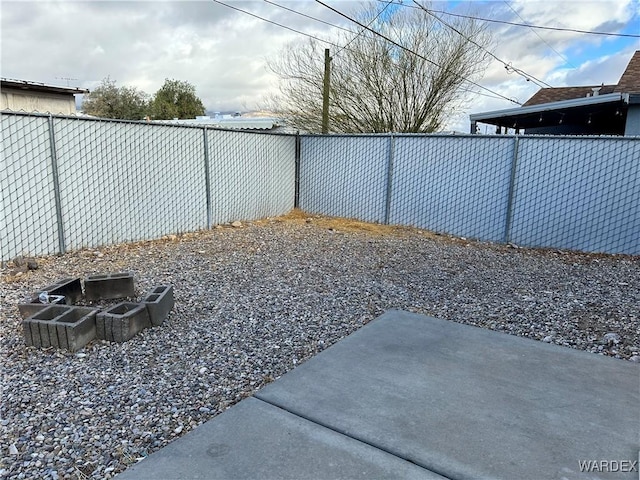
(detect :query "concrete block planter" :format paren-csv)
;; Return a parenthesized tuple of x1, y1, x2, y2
(97, 302, 151, 343)
(141, 285, 174, 326)
(85, 272, 135, 301)
(23, 305, 99, 352)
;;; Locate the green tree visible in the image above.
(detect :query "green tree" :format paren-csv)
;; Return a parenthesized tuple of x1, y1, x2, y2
(82, 77, 149, 120)
(269, 3, 491, 133)
(148, 79, 205, 120)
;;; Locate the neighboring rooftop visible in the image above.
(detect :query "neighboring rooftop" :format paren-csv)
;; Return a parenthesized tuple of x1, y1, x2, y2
(470, 50, 640, 136)
(523, 50, 640, 106)
(614, 50, 640, 93)
(1, 77, 89, 95)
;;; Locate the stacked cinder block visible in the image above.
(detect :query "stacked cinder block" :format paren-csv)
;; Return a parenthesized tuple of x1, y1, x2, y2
(20, 273, 174, 351)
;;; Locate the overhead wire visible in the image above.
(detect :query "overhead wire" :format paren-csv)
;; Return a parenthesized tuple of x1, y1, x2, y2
(315, 0, 520, 104)
(502, 1, 578, 70)
(412, 0, 554, 89)
(335, 0, 394, 55)
(375, 0, 640, 38)
(211, 0, 343, 49)
(262, 0, 358, 36)
(212, 0, 520, 104)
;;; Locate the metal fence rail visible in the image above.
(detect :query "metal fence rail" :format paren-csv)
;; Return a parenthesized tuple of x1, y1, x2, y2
(2, 111, 638, 261)
(299, 133, 639, 255)
(1, 112, 295, 261)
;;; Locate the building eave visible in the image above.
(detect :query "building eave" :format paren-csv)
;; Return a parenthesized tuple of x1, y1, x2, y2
(470, 93, 626, 123)
(1, 78, 89, 95)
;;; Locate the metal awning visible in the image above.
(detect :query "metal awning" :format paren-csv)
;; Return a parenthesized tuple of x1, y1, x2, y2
(469, 93, 629, 133)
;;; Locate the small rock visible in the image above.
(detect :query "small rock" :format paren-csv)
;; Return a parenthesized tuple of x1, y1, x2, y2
(231, 221, 242, 228)
(602, 332, 621, 346)
(12, 255, 27, 267)
(305, 218, 312, 223)
(542, 335, 553, 343)
(35, 434, 45, 442)
(629, 355, 640, 363)
(174, 425, 183, 434)
(167, 234, 178, 241)
(27, 259, 38, 270)
(76, 352, 86, 358)
(9, 444, 19, 455)
(10, 264, 28, 276)
(198, 367, 208, 374)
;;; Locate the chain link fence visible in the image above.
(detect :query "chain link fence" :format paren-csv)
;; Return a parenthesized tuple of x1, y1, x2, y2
(2, 111, 638, 260)
(1, 112, 295, 261)
(299, 134, 639, 255)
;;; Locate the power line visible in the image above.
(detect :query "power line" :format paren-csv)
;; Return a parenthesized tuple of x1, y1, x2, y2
(412, 0, 553, 89)
(336, 1, 393, 55)
(214, 0, 518, 103)
(315, 0, 520, 104)
(375, 0, 640, 38)
(262, 0, 357, 36)
(503, 1, 577, 70)
(211, 0, 343, 49)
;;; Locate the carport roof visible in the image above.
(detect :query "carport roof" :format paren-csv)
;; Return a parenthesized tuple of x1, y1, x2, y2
(469, 92, 628, 130)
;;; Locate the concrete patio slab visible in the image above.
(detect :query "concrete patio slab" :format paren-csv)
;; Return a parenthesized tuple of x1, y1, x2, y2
(115, 396, 443, 480)
(256, 310, 639, 480)
(116, 310, 639, 480)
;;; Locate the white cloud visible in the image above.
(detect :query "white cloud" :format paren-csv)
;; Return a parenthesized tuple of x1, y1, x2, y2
(1, 0, 638, 123)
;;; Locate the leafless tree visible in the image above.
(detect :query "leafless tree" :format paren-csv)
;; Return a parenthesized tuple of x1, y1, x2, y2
(268, 3, 491, 133)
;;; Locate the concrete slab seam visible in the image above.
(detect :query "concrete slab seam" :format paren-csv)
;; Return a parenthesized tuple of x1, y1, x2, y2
(252, 395, 459, 480)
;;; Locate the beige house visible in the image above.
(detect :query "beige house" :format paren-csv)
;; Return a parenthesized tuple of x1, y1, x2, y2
(1, 78, 89, 115)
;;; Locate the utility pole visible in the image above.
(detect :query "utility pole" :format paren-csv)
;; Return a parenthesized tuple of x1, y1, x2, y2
(322, 48, 331, 134)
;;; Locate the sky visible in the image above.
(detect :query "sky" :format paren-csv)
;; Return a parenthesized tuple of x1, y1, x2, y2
(1, 0, 639, 132)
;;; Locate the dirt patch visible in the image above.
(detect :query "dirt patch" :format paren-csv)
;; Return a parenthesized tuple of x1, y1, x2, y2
(258, 208, 438, 238)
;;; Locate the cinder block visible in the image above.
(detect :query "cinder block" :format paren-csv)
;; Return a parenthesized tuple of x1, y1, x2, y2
(47, 277, 83, 304)
(141, 285, 174, 326)
(17, 277, 82, 319)
(23, 305, 98, 352)
(55, 307, 99, 352)
(26, 305, 69, 349)
(18, 294, 66, 319)
(97, 302, 151, 343)
(84, 272, 135, 301)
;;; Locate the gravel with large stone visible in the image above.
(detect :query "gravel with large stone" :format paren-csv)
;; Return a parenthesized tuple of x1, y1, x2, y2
(1, 212, 638, 480)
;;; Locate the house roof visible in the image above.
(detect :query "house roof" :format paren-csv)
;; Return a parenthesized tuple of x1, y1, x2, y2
(469, 50, 639, 134)
(523, 85, 617, 106)
(1, 78, 89, 95)
(523, 50, 640, 106)
(614, 50, 640, 93)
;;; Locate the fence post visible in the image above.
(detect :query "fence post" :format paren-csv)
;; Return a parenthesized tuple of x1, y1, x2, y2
(503, 135, 520, 244)
(203, 127, 212, 229)
(47, 115, 66, 255)
(383, 134, 396, 225)
(294, 131, 301, 209)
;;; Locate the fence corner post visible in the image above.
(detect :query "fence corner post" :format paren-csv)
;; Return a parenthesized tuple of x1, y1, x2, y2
(384, 134, 395, 225)
(48, 114, 66, 255)
(294, 130, 301, 209)
(503, 135, 520, 244)
(203, 127, 212, 229)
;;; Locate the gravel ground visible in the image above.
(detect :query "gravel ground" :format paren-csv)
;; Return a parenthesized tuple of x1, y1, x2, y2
(1, 213, 639, 480)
